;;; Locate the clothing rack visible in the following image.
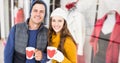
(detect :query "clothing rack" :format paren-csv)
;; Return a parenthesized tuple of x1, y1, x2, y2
(95, 0, 99, 24)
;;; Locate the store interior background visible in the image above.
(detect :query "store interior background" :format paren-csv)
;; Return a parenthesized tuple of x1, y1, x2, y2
(0, 0, 120, 63)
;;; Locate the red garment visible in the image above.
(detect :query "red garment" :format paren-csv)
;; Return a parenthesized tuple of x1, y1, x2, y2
(90, 11, 120, 63)
(77, 55, 85, 63)
(77, 45, 85, 63)
(14, 8, 24, 24)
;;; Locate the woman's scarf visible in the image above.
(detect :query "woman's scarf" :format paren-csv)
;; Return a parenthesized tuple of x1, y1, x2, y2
(90, 11, 120, 63)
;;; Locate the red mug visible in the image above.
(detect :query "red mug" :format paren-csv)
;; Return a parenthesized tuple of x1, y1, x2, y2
(26, 47, 35, 59)
(47, 46, 57, 59)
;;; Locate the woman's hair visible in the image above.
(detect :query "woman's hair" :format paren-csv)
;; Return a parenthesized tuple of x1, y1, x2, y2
(48, 17, 76, 53)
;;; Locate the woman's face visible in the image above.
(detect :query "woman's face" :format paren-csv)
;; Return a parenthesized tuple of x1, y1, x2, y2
(51, 16, 65, 33)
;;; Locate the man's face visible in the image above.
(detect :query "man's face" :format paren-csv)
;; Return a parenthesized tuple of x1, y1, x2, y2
(30, 4, 45, 24)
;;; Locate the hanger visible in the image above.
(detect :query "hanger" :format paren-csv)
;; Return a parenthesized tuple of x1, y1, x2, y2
(107, 10, 116, 15)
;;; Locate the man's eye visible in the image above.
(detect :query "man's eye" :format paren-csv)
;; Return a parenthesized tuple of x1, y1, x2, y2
(33, 10, 37, 12)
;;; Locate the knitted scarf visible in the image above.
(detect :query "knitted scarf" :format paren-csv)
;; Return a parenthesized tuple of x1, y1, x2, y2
(90, 11, 120, 63)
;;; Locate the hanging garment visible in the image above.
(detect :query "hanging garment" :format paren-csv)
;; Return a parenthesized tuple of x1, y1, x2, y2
(66, 10, 86, 63)
(14, 8, 24, 24)
(66, 10, 86, 56)
(90, 11, 120, 63)
(91, 31, 110, 63)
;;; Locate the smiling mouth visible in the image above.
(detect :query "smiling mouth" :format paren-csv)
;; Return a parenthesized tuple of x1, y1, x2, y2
(35, 17, 41, 19)
(54, 26, 60, 29)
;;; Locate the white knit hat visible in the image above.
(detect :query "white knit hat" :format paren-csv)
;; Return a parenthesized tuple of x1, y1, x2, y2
(50, 8, 67, 21)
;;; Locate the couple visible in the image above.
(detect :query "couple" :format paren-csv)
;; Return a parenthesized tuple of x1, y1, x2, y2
(4, 0, 77, 63)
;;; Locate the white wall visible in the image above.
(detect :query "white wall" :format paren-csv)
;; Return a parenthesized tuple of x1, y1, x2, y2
(4, 0, 10, 38)
(0, 0, 10, 39)
(43, 0, 50, 27)
(98, 0, 120, 19)
(0, 0, 5, 39)
(24, 0, 30, 20)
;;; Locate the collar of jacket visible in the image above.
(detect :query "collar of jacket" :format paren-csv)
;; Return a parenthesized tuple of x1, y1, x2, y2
(24, 18, 45, 32)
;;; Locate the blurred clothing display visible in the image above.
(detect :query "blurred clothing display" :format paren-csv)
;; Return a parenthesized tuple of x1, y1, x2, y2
(14, 8, 24, 24)
(90, 11, 120, 63)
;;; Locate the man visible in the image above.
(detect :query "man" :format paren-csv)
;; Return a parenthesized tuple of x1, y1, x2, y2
(4, 0, 48, 63)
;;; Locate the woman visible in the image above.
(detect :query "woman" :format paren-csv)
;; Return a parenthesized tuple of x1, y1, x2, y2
(47, 8, 77, 63)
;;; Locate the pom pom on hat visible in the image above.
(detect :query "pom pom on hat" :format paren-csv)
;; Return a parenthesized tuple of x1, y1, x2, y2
(50, 8, 67, 21)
